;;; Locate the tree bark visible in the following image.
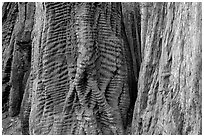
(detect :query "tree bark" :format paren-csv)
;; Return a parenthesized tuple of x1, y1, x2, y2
(132, 2, 202, 135)
(2, 2, 140, 135)
(2, 2, 202, 135)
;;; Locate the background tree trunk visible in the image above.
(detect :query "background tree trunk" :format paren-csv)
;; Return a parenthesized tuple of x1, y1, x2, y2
(132, 2, 202, 135)
(2, 2, 202, 135)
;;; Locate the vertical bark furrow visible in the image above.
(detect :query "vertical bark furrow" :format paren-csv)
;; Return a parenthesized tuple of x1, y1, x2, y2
(9, 2, 34, 117)
(2, 2, 19, 112)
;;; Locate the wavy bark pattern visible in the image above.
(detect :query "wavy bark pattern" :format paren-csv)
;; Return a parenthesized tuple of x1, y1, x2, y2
(22, 2, 138, 135)
(2, 2, 201, 135)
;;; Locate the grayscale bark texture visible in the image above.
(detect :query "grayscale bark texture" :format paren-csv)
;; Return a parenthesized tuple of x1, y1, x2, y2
(2, 2, 202, 135)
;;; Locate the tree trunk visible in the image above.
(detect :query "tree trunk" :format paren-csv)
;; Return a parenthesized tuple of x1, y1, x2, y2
(2, 2, 202, 135)
(132, 2, 202, 135)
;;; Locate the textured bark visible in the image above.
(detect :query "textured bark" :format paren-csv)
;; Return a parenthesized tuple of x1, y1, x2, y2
(2, 2, 140, 135)
(2, 2, 202, 135)
(132, 2, 202, 135)
(2, 2, 18, 113)
(2, 2, 34, 116)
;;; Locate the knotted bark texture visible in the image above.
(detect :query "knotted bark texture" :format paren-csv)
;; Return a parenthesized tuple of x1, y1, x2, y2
(132, 2, 202, 135)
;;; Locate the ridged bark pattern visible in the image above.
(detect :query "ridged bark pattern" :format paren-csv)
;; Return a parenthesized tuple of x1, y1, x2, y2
(19, 2, 139, 135)
(3, 2, 201, 135)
